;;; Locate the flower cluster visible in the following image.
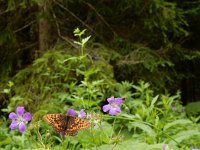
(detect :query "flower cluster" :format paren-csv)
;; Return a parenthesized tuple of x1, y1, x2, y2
(9, 106, 32, 133)
(67, 108, 86, 118)
(8, 96, 123, 133)
(102, 96, 124, 116)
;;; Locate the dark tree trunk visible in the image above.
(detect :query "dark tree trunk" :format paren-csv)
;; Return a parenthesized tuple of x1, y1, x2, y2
(38, 0, 51, 51)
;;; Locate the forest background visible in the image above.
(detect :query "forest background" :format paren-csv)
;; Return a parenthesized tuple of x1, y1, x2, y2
(0, 0, 200, 149)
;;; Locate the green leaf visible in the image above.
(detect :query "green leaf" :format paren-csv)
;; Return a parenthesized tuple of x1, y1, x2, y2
(3, 89, 10, 94)
(163, 119, 192, 131)
(92, 141, 150, 150)
(130, 122, 155, 137)
(81, 36, 91, 46)
(169, 130, 200, 145)
(7, 81, 14, 87)
(74, 41, 82, 46)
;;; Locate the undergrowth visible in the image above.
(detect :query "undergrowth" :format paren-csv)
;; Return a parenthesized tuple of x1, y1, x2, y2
(0, 29, 199, 150)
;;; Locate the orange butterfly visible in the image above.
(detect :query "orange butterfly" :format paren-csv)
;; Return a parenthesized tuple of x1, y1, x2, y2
(43, 114, 90, 136)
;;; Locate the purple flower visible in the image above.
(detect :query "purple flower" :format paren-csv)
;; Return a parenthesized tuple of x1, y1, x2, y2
(190, 148, 199, 150)
(9, 106, 32, 133)
(171, 105, 177, 111)
(67, 108, 86, 118)
(67, 108, 76, 116)
(78, 109, 86, 118)
(102, 96, 124, 116)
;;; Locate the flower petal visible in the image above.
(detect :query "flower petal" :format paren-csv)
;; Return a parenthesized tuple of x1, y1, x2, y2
(67, 108, 76, 116)
(79, 109, 86, 118)
(171, 105, 177, 111)
(109, 106, 121, 116)
(23, 112, 32, 121)
(102, 104, 111, 112)
(114, 106, 121, 113)
(107, 96, 115, 103)
(9, 112, 17, 120)
(18, 122, 26, 133)
(9, 121, 18, 129)
(109, 109, 118, 116)
(115, 97, 123, 105)
(16, 106, 24, 116)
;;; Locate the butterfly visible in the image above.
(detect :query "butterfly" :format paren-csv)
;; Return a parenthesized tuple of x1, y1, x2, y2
(43, 114, 91, 136)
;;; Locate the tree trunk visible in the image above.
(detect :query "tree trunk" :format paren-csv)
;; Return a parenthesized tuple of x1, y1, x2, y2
(38, 0, 51, 51)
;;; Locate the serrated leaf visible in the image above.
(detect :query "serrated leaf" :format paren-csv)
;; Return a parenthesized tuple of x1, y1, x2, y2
(81, 36, 91, 45)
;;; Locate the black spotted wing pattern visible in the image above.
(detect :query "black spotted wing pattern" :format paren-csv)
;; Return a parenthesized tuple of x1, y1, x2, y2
(43, 114, 90, 136)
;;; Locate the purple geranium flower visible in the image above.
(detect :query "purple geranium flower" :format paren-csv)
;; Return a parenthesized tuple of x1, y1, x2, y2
(102, 96, 124, 116)
(9, 106, 32, 133)
(67, 108, 76, 116)
(78, 109, 86, 118)
(62, 108, 87, 137)
(190, 148, 199, 150)
(67, 108, 86, 118)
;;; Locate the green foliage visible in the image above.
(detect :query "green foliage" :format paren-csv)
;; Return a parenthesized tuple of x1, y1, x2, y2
(1, 0, 200, 98)
(1, 1, 200, 147)
(113, 42, 176, 92)
(1, 78, 200, 149)
(0, 29, 114, 117)
(186, 102, 200, 116)
(108, 81, 200, 149)
(144, 0, 189, 44)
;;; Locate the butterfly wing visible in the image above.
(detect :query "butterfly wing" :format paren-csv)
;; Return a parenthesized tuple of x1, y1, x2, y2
(65, 116, 90, 136)
(43, 114, 91, 136)
(43, 114, 67, 133)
